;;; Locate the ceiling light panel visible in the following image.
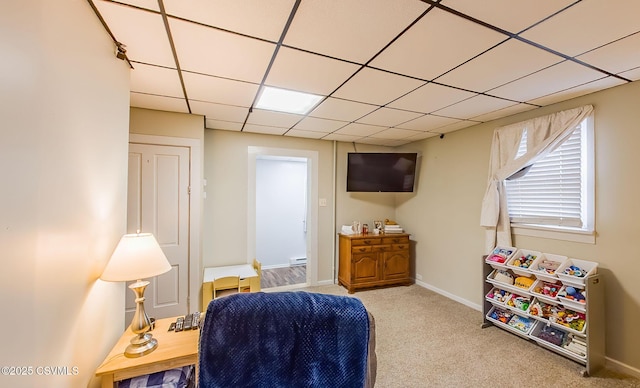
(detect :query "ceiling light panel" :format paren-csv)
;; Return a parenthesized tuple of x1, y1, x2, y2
(94, 1, 175, 67)
(309, 98, 378, 122)
(182, 72, 259, 106)
(436, 39, 562, 92)
(442, 0, 577, 34)
(265, 47, 359, 95)
(489, 61, 608, 102)
(356, 107, 423, 127)
(246, 109, 303, 128)
(130, 63, 184, 98)
(169, 18, 275, 83)
(130, 93, 189, 113)
(255, 87, 322, 115)
(163, 0, 295, 41)
(520, 0, 640, 57)
(333, 68, 425, 106)
(283, 0, 429, 63)
(371, 8, 506, 80)
(388, 83, 477, 114)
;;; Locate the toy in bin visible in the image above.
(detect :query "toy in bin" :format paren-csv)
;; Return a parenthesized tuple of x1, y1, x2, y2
(506, 294, 530, 311)
(553, 309, 586, 332)
(507, 315, 533, 333)
(487, 288, 511, 304)
(514, 276, 534, 290)
(558, 286, 586, 304)
(489, 308, 513, 324)
(529, 300, 561, 319)
(537, 325, 567, 346)
(532, 281, 561, 298)
(511, 253, 536, 269)
(487, 247, 515, 264)
(535, 259, 561, 274)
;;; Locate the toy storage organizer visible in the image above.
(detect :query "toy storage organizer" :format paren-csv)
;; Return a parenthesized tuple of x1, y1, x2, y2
(482, 247, 605, 377)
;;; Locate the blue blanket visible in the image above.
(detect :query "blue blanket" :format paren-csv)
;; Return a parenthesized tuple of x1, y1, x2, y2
(199, 291, 370, 388)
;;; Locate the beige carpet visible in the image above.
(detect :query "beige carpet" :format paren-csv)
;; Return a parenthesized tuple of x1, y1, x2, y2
(296, 284, 639, 388)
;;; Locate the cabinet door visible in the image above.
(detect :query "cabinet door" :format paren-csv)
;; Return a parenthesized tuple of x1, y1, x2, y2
(382, 251, 409, 280)
(351, 253, 380, 283)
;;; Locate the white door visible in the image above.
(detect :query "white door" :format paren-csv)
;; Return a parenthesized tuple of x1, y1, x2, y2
(126, 143, 190, 324)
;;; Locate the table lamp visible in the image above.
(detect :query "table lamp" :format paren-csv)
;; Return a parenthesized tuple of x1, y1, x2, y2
(101, 232, 171, 358)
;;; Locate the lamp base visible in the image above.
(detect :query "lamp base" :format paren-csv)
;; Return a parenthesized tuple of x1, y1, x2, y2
(125, 332, 158, 358)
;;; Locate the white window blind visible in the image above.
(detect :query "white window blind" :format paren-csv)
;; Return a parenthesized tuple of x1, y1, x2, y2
(505, 120, 586, 228)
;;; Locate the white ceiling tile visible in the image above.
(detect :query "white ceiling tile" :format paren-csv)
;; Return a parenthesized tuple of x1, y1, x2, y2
(333, 68, 425, 106)
(357, 137, 409, 147)
(395, 114, 460, 131)
(528, 77, 626, 106)
(577, 32, 640, 76)
(163, 0, 295, 41)
(190, 101, 248, 122)
(102, 0, 160, 12)
(370, 128, 421, 140)
(265, 47, 359, 95)
(334, 123, 387, 137)
(130, 63, 183, 98)
(205, 119, 243, 131)
(309, 98, 378, 122)
(356, 107, 424, 127)
(246, 109, 303, 128)
(322, 133, 363, 143)
(388, 83, 477, 113)
(489, 61, 607, 102)
(438, 120, 481, 134)
(242, 124, 288, 135)
(371, 8, 506, 80)
(284, 0, 429, 63)
(94, 1, 175, 67)
(404, 131, 440, 142)
(442, 0, 576, 33)
(130, 92, 189, 113)
(433, 95, 517, 119)
(292, 117, 348, 133)
(436, 39, 562, 92)
(169, 18, 275, 82)
(619, 67, 640, 81)
(284, 130, 328, 140)
(182, 72, 259, 106)
(471, 103, 537, 122)
(520, 0, 640, 56)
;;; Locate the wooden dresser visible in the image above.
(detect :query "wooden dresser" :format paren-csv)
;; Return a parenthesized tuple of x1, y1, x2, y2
(338, 233, 413, 293)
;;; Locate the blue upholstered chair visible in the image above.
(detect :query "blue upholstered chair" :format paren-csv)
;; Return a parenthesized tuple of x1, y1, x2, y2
(198, 291, 377, 388)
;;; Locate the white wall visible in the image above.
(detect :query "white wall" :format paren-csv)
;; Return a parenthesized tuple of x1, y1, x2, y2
(0, 1, 130, 387)
(397, 80, 640, 375)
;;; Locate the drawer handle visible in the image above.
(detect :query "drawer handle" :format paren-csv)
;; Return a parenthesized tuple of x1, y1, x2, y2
(356, 247, 367, 252)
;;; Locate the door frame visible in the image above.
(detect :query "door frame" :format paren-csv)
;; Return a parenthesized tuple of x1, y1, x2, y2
(129, 134, 202, 313)
(248, 146, 319, 286)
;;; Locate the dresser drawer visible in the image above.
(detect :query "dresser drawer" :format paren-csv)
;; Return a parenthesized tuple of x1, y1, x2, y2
(351, 245, 372, 253)
(351, 238, 382, 246)
(383, 236, 409, 245)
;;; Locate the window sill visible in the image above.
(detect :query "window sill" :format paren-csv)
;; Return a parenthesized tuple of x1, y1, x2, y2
(511, 225, 595, 244)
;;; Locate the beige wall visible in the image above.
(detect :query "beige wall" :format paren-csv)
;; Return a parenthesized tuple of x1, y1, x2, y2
(0, 1, 130, 387)
(398, 80, 640, 374)
(130, 107, 204, 141)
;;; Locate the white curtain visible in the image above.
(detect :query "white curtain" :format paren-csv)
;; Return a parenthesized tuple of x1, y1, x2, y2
(480, 105, 594, 252)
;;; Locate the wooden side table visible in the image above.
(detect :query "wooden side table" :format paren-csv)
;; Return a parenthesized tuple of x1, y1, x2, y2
(96, 316, 199, 388)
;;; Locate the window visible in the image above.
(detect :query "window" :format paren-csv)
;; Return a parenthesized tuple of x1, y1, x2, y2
(505, 115, 594, 235)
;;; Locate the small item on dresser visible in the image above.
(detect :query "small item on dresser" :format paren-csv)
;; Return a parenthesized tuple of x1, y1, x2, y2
(362, 224, 368, 234)
(175, 316, 185, 332)
(192, 311, 201, 330)
(183, 313, 194, 331)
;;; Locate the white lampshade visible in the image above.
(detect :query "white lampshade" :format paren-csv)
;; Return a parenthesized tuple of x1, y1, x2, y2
(101, 233, 171, 282)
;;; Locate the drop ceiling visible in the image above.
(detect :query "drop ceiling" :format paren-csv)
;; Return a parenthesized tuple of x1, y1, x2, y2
(91, 0, 640, 146)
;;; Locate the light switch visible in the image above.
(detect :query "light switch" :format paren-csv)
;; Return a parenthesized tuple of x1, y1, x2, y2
(319, 198, 327, 207)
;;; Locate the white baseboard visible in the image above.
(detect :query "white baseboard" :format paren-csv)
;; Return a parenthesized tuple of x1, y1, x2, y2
(414, 279, 640, 380)
(414, 279, 482, 312)
(606, 356, 640, 379)
(262, 263, 293, 270)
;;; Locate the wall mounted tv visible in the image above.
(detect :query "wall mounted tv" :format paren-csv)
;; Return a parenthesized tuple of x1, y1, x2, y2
(346, 152, 418, 192)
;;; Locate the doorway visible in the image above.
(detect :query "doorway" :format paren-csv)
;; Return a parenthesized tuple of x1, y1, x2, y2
(247, 147, 319, 289)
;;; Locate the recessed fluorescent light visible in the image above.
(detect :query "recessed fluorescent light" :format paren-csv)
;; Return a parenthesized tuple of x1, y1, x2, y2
(255, 86, 322, 115)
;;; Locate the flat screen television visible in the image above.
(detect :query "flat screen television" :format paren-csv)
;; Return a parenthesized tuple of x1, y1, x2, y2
(346, 152, 418, 192)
